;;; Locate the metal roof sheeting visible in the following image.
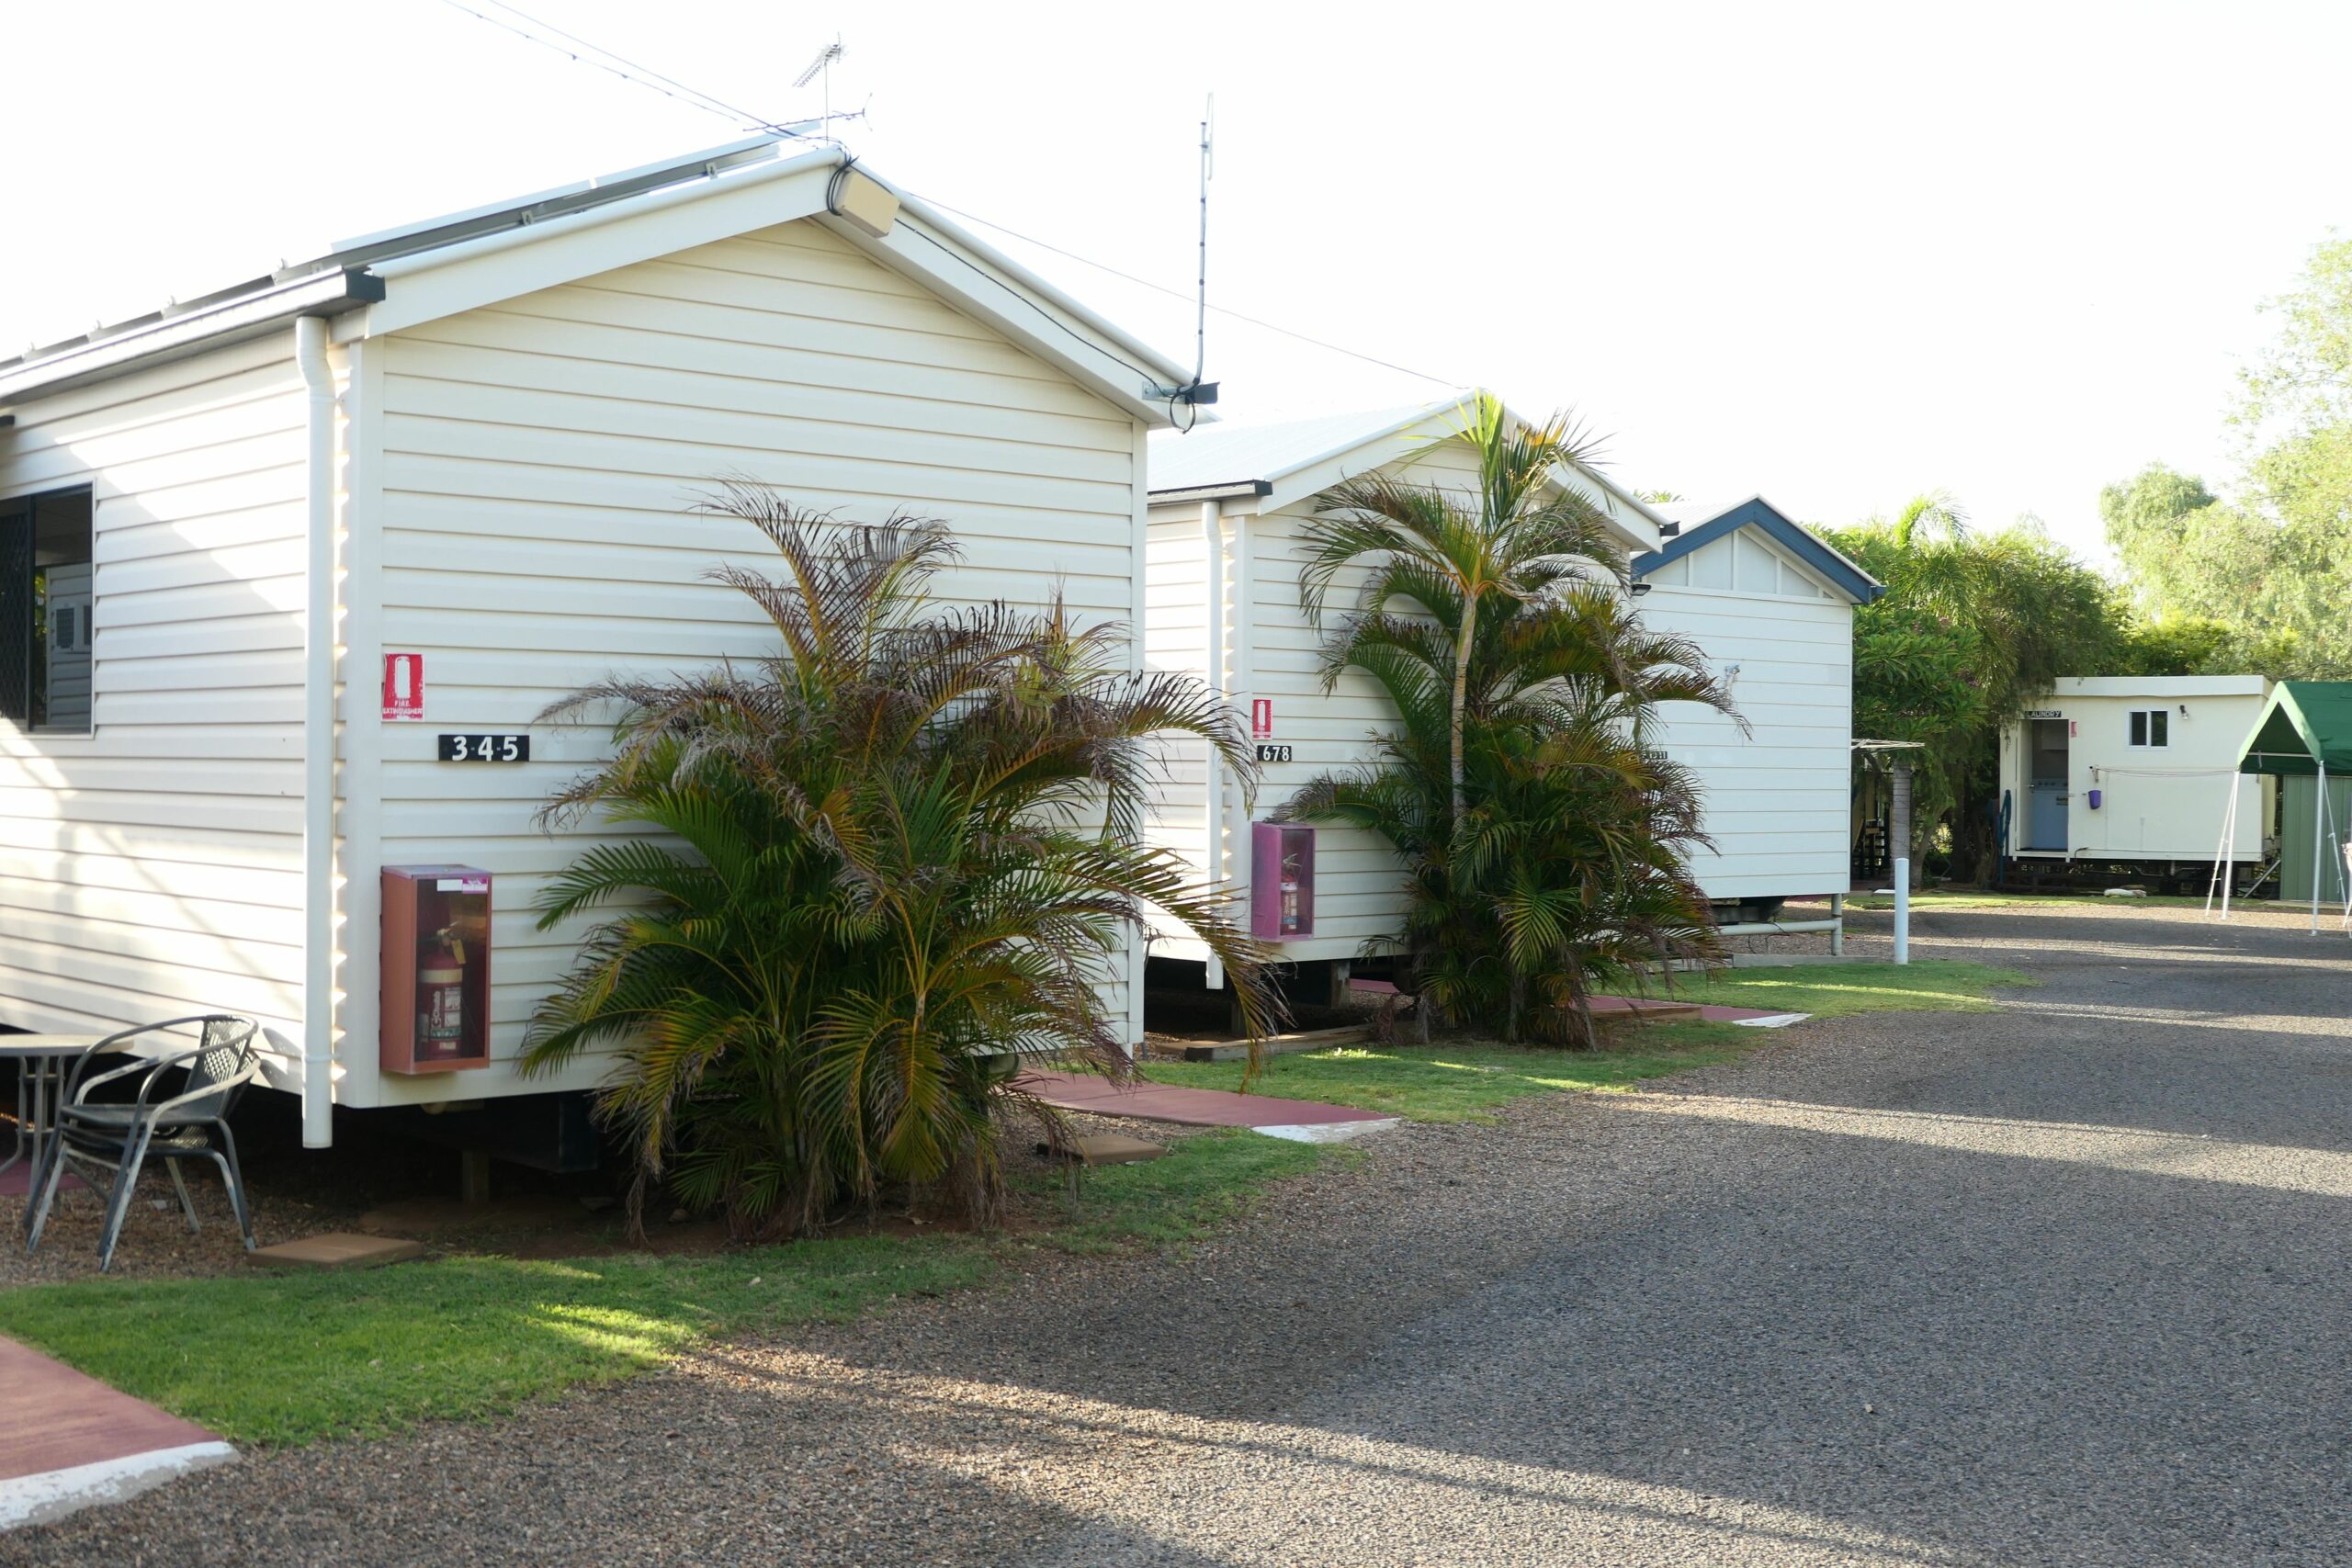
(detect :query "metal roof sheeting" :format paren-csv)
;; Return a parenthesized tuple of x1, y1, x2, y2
(1148, 401, 1439, 493)
(1632, 495, 1884, 604)
(2237, 682, 2352, 776)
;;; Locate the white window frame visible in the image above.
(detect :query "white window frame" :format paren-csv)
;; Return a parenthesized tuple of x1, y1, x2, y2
(2127, 708, 2170, 750)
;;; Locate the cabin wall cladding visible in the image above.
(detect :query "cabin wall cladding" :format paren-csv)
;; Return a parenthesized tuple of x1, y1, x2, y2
(359, 217, 1147, 1099)
(1634, 530, 1855, 903)
(1143, 438, 1494, 964)
(0, 337, 312, 1061)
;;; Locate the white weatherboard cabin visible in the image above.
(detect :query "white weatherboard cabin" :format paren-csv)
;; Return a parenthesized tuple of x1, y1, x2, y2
(0, 136, 1203, 1157)
(1996, 675, 2271, 888)
(1632, 498, 1882, 934)
(1141, 398, 1668, 1002)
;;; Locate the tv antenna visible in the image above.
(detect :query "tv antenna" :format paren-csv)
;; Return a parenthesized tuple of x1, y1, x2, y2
(794, 37, 845, 140)
(1195, 96, 1212, 393)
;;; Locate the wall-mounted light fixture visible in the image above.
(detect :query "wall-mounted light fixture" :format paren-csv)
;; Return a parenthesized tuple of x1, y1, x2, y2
(1629, 581, 1654, 597)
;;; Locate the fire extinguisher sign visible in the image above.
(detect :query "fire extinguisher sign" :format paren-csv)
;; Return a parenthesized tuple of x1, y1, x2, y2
(1250, 698, 1273, 739)
(383, 653, 425, 721)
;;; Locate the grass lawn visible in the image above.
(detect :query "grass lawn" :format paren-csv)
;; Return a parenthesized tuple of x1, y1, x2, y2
(1148, 960, 2030, 1124)
(1648, 958, 2030, 1016)
(0, 1131, 1320, 1448)
(1844, 887, 2235, 911)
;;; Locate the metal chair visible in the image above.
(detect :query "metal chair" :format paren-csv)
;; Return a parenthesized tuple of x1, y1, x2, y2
(22, 1016, 263, 1272)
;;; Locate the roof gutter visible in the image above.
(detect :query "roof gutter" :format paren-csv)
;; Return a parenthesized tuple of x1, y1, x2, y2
(1150, 480, 1273, 504)
(892, 188, 1196, 396)
(0, 269, 384, 407)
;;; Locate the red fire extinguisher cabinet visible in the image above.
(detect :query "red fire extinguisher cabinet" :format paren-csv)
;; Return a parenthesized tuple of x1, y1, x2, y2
(381, 864, 493, 1074)
(1250, 823, 1316, 940)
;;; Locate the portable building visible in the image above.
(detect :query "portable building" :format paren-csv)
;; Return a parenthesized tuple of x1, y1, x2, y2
(1140, 397, 1667, 998)
(0, 136, 1202, 1148)
(1995, 676, 2271, 886)
(1630, 498, 1881, 928)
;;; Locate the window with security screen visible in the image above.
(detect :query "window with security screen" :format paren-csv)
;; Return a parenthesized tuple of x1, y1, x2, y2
(2127, 707, 2170, 749)
(0, 487, 95, 735)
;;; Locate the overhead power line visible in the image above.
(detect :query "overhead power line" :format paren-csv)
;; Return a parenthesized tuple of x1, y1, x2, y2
(428, 0, 1464, 391)
(904, 192, 1464, 391)
(437, 0, 804, 133)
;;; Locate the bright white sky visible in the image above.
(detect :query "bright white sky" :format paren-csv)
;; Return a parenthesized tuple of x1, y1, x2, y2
(10, 1, 2346, 564)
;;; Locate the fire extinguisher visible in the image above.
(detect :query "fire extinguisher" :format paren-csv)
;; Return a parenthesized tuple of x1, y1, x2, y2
(418, 931, 467, 1059)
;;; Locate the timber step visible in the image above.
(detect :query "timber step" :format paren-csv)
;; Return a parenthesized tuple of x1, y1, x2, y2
(248, 1232, 425, 1270)
(1158, 1024, 1375, 1064)
(1036, 1134, 1170, 1166)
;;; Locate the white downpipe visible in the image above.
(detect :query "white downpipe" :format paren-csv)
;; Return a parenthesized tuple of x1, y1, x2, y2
(1200, 497, 1225, 991)
(2312, 761, 2327, 936)
(1227, 510, 1254, 928)
(296, 317, 337, 1148)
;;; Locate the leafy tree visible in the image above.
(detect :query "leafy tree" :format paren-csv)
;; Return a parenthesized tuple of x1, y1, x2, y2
(2103, 240, 2352, 678)
(1827, 513, 2123, 877)
(1287, 406, 1737, 1042)
(524, 489, 1273, 1239)
(1295, 399, 1626, 832)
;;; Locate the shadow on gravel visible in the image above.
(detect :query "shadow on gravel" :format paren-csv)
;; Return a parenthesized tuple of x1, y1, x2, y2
(737, 905, 2352, 1564)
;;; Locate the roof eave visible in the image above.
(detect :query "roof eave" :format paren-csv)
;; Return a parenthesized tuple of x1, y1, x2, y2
(0, 268, 384, 407)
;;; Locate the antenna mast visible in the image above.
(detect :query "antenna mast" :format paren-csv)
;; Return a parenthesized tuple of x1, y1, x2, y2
(1195, 95, 1212, 388)
(794, 37, 845, 140)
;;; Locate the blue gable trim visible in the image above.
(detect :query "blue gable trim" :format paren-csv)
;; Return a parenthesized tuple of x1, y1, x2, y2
(1630, 497, 1883, 604)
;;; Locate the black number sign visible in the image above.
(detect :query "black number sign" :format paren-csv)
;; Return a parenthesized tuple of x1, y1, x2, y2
(1255, 743, 1294, 763)
(437, 733, 531, 763)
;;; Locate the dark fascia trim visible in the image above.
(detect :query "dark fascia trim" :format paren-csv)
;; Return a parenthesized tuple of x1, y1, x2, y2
(0, 269, 385, 407)
(1149, 479, 1276, 503)
(1631, 497, 1884, 604)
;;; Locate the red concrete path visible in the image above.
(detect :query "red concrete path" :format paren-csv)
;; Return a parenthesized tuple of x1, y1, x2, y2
(0, 1333, 229, 1527)
(1018, 1070, 1389, 1128)
(0, 1164, 85, 1198)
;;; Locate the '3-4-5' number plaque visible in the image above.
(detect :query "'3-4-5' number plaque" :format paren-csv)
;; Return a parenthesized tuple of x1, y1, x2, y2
(437, 733, 530, 762)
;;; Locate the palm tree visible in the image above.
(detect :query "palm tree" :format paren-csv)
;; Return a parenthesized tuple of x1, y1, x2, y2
(1285, 411, 1743, 1041)
(524, 485, 1275, 1239)
(1296, 396, 1631, 833)
(1287, 542, 1739, 1041)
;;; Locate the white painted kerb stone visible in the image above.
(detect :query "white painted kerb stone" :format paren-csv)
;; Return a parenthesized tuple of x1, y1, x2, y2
(0, 1441, 238, 1531)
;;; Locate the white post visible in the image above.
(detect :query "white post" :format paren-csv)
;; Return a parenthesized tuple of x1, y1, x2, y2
(2312, 761, 2326, 935)
(2208, 774, 2239, 919)
(1891, 761, 1912, 964)
(1830, 892, 1846, 956)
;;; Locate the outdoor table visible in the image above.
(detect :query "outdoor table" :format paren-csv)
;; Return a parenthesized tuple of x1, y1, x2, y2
(0, 1034, 103, 1184)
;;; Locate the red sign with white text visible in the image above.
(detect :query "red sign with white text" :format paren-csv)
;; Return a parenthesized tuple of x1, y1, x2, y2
(383, 653, 425, 721)
(1251, 698, 1273, 739)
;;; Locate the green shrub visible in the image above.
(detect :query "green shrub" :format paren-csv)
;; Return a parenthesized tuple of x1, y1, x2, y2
(525, 488, 1274, 1238)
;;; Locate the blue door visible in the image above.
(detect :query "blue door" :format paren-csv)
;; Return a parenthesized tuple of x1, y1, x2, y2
(2026, 719, 2068, 851)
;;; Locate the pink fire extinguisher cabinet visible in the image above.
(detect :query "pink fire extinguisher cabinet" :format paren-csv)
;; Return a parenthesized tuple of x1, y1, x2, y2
(381, 865, 493, 1074)
(1250, 823, 1316, 941)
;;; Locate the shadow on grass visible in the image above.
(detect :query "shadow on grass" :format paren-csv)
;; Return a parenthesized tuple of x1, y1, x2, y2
(0, 1132, 1329, 1447)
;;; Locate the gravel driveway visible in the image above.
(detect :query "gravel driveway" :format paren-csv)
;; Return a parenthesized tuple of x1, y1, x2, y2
(11, 902, 2352, 1566)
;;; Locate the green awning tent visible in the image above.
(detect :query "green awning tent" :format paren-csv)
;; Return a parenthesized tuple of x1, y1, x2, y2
(2236, 682, 2352, 778)
(2233, 682, 2352, 928)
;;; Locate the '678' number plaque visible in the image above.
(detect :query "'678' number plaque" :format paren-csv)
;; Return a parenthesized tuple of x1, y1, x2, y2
(437, 733, 530, 762)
